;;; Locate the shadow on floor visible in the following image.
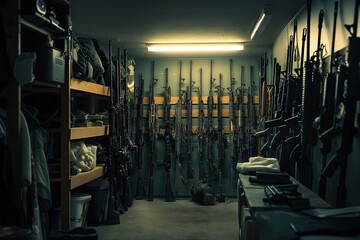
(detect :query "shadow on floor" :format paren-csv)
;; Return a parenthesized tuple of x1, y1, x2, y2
(95, 198, 238, 240)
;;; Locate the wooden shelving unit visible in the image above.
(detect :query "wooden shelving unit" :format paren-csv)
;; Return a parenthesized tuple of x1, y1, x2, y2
(62, 78, 109, 229)
(1, 0, 71, 228)
(2, 0, 110, 231)
(70, 165, 105, 190)
(61, 78, 110, 229)
(70, 78, 110, 96)
(70, 126, 109, 140)
(21, 12, 66, 34)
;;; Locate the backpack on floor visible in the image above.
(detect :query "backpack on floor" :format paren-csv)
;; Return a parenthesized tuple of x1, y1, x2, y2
(191, 180, 216, 205)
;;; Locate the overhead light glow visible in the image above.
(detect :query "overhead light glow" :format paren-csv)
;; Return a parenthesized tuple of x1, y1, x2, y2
(250, 6, 272, 40)
(250, 13, 266, 40)
(147, 43, 244, 52)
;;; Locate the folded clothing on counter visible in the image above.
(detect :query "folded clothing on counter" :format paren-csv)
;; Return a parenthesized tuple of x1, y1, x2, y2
(236, 156, 280, 174)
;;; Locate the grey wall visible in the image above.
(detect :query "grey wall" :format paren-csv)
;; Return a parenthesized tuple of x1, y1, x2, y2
(136, 58, 259, 97)
(133, 57, 260, 198)
(272, 0, 360, 206)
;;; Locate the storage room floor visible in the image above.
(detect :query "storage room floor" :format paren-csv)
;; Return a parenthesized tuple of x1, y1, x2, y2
(95, 198, 238, 240)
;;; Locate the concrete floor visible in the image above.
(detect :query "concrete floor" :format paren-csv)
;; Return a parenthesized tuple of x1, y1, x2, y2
(95, 198, 238, 240)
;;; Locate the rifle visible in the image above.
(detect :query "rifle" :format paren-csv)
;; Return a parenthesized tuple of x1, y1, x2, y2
(267, 58, 276, 121)
(163, 67, 176, 202)
(323, 0, 360, 207)
(299, 7, 324, 187)
(260, 53, 268, 118)
(310, 10, 325, 145)
(228, 59, 237, 188)
(115, 48, 127, 213)
(248, 65, 258, 156)
(197, 68, 206, 180)
(258, 52, 269, 153)
(115, 48, 126, 213)
(147, 60, 158, 201)
(256, 60, 281, 156)
(121, 49, 135, 209)
(135, 73, 146, 200)
(266, 21, 301, 160)
(106, 40, 120, 225)
(273, 62, 282, 120)
(318, 63, 345, 145)
(185, 60, 195, 180)
(271, 58, 280, 120)
(238, 66, 248, 161)
(216, 73, 225, 202)
(293, 28, 307, 117)
(317, 1, 338, 199)
(206, 60, 216, 179)
(281, 28, 308, 176)
(317, 61, 345, 199)
(174, 60, 185, 193)
(288, 1, 312, 183)
(264, 41, 294, 132)
(274, 22, 306, 172)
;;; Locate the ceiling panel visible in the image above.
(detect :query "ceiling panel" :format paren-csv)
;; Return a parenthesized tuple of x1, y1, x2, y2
(71, 0, 306, 58)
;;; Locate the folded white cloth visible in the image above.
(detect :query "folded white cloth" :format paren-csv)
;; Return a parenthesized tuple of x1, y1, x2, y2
(70, 141, 97, 172)
(236, 156, 280, 173)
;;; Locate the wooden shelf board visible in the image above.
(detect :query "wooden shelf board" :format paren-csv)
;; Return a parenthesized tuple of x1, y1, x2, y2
(143, 95, 255, 105)
(143, 109, 248, 118)
(21, 12, 65, 34)
(70, 79, 110, 96)
(70, 126, 109, 140)
(70, 165, 105, 190)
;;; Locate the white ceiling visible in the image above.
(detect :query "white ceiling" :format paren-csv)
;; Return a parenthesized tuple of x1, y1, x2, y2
(71, 0, 306, 58)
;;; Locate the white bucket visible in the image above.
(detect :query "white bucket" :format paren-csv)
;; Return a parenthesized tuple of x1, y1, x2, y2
(71, 192, 92, 229)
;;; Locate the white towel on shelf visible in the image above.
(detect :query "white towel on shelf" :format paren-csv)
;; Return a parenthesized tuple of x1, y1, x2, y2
(236, 156, 280, 173)
(70, 141, 97, 172)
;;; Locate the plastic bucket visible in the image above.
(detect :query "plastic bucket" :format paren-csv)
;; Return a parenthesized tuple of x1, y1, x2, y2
(71, 193, 92, 229)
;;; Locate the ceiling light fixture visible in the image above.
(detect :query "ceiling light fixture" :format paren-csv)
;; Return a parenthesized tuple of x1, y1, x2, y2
(147, 43, 244, 52)
(250, 6, 272, 40)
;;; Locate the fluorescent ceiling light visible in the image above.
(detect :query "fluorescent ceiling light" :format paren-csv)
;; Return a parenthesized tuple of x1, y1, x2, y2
(250, 13, 266, 39)
(250, 7, 272, 40)
(147, 43, 244, 52)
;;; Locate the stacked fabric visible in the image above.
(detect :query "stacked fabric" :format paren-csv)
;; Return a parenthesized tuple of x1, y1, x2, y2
(236, 156, 280, 174)
(70, 141, 97, 173)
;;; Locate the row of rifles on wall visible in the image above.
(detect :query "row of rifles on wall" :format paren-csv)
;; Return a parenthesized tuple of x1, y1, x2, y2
(106, 43, 138, 224)
(105, 52, 263, 221)
(105, 0, 360, 224)
(253, 0, 360, 208)
(141, 59, 260, 203)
